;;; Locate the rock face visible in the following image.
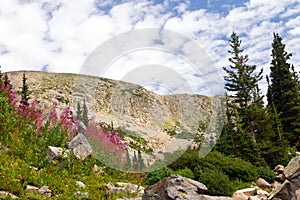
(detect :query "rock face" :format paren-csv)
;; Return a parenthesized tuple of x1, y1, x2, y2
(6, 71, 220, 157)
(270, 156, 300, 200)
(142, 175, 208, 200)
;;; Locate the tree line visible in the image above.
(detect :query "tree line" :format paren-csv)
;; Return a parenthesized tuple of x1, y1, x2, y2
(216, 32, 300, 168)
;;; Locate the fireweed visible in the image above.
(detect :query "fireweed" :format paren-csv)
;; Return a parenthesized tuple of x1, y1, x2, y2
(85, 117, 128, 168)
(0, 74, 78, 135)
(1, 74, 128, 168)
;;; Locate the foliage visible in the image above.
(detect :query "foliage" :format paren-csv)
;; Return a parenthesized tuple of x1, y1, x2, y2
(143, 168, 167, 186)
(198, 168, 234, 196)
(267, 32, 300, 150)
(256, 167, 276, 183)
(0, 73, 144, 199)
(174, 167, 194, 179)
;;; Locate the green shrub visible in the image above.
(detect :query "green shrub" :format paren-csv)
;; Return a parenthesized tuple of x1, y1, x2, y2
(174, 167, 194, 179)
(198, 168, 235, 196)
(143, 168, 166, 185)
(198, 151, 259, 182)
(256, 167, 276, 183)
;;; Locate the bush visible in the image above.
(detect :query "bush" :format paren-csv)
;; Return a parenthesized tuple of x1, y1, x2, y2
(198, 168, 235, 196)
(174, 167, 194, 179)
(256, 167, 276, 183)
(143, 168, 166, 185)
(198, 151, 259, 182)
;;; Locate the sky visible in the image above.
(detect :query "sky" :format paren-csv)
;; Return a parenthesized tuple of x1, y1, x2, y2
(0, 0, 300, 96)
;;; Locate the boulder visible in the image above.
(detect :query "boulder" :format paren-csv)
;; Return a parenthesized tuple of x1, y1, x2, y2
(283, 156, 300, 180)
(269, 180, 298, 200)
(295, 189, 300, 200)
(248, 196, 260, 200)
(106, 182, 144, 196)
(256, 178, 271, 188)
(274, 165, 285, 174)
(233, 188, 255, 200)
(77, 121, 87, 133)
(0, 191, 19, 199)
(74, 191, 88, 198)
(46, 146, 69, 162)
(68, 133, 92, 160)
(38, 185, 51, 197)
(26, 185, 39, 191)
(142, 175, 207, 200)
(76, 181, 86, 188)
(256, 189, 269, 200)
(93, 164, 99, 172)
(200, 195, 232, 200)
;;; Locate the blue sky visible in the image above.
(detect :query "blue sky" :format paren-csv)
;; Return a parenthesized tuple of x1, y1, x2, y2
(0, 0, 299, 96)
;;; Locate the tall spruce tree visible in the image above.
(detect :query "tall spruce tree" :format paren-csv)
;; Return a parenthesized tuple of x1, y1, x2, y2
(267, 32, 300, 149)
(219, 32, 267, 165)
(82, 98, 89, 126)
(20, 73, 30, 106)
(223, 32, 263, 141)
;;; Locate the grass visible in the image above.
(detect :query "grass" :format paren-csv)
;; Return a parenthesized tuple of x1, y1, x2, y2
(0, 83, 145, 199)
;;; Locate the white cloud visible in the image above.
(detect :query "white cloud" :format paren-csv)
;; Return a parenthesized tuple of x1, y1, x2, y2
(0, 0, 299, 96)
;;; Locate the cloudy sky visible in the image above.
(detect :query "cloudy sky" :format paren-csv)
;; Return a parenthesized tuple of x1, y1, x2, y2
(0, 0, 299, 96)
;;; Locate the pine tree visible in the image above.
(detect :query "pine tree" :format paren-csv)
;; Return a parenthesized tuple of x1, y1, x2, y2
(125, 150, 131, 171)
(267, 32, 300, 148)
(137, 150, 145, 170)
(82, 98, 89, 126)
(223, 32, 263, 141)
(0, 66, 2, 83)
(20, 73, 30, 106)
(132, 151, 138, 170)
(76, 101, 82, 121)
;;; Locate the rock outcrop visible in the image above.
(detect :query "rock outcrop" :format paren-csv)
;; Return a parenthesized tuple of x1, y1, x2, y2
(142, 175, 232, 200)
(270, 156, 300, 200)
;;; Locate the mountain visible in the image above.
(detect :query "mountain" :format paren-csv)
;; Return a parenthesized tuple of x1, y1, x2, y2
(6, 71, 225, 169)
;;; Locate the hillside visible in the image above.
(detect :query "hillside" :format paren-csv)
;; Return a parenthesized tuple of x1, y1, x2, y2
(6, 71, 225, 169)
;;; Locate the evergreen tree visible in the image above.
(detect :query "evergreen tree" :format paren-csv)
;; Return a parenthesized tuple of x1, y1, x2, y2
(20, 73, 30, 106)
(132, 151, 138, 170)
(82, 98, 89, 126)
(137, 150, 145, 170)
(76, 101, 82, 121)
(223, 32, 263, 141)
(0, 66, 2, 83)
(267, 32, 300, 148)
(125, 149, 131, 171)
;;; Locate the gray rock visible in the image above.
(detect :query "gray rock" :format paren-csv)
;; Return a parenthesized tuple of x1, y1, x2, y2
(26, 185, 39, 191)
(93, 164, 99, 172)
(256, 178, 271, 188)
(200, 195, 232, 200)
(269, 180, 298, 200)
(233, 188, 255, 200)
(46, 146, 69, 162)
(74, 191, 88, 198)
(38, 186, 51, 197)
(68, 133, 92, 160)
(0, 191, 19, 199)
(0, 142, 9, 152)
(106, 182, 144, 196)
(76, 181, 86, 188)
(283, 156, 300, 180)
(249, 196, 261, 200)
(77, 121, 87, 133)
(274, 165, 285, 174)
(116, 198, 142, 200)
(142, 175, 207, 200)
